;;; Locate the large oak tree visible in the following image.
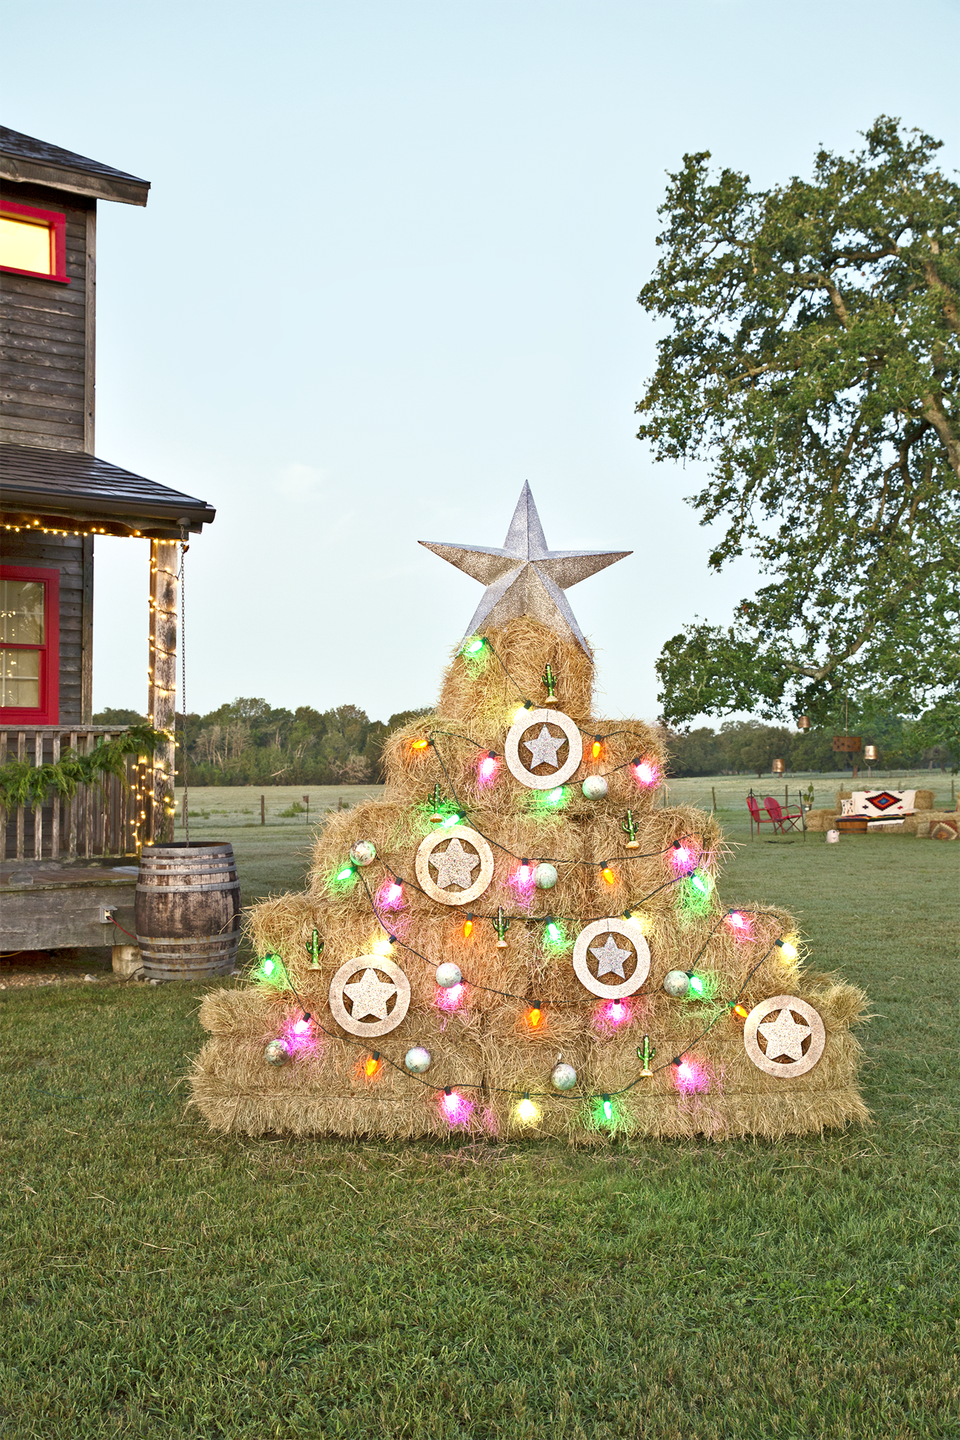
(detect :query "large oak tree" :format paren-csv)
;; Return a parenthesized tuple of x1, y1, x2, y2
(637, 118, 959, 740)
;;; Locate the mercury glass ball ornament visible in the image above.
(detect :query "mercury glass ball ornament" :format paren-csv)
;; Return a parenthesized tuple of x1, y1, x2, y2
(582, 775, 608, 801)
(663, 969, 690, 998)
(435, 962, 463, 989)
(349, 839, 377, 868)
(405, 1046, 432, 1074)
(534, 862, 558, 890)
(551, 1062, 578, 1091)
(264, 1038, 291, 1067)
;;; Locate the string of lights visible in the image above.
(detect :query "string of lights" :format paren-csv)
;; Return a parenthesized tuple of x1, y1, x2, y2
(415, 731, 673, 873)
(257, 930, 791, 1125)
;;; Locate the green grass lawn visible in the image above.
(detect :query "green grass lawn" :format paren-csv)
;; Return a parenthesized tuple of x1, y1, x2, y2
(2, 779, 958, 1438)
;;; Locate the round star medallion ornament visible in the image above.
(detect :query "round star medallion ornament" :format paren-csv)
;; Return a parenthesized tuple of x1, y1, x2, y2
(328, 956, 411, 1038)
(405, 1046, 432, 1074)
(504, 708, 583, 790)
(415, 825, 494, 906)
(572, 917, 651, 999)
(743, 995, 826, 1077)
(264, 1038, 291, 1067)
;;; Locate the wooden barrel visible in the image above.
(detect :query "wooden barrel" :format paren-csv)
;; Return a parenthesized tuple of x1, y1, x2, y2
(136, 842, 241, 981)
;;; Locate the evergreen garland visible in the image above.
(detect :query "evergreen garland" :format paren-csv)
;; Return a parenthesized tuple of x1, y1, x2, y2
(0, 724, 166, 812)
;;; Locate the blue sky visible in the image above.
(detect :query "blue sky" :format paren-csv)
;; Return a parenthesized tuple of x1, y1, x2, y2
(5, 0, 958, 723)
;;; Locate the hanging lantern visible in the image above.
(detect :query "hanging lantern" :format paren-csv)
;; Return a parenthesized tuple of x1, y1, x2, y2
(831, 736, 861, 753)
(797, 716, 811, 730)
(863, 745, 878, 762)
(772, 758, 785, 775)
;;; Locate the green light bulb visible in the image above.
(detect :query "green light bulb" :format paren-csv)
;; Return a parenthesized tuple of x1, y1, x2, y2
(463, 637, 485, 654)
(690, 873, 710, 895)
(688, 973, 704, 996)
(262, 957, 276, 977)
(547, 787, 564, 806)
(336, 865, 354, 881)
(602, 1097, 613, 1121)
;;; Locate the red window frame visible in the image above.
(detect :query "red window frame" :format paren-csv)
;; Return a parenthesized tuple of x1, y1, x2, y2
(0, 564, 60, 725)
(0, 199, 70, 284)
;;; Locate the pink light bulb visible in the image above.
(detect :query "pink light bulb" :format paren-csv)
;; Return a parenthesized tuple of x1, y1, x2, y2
(378, 879, 404, 911)
(634, 760, 658, 787)
(478, 754, 499, 786)
(436, 982, 465, 1012)
(673, 1056, 712, 1094)
(441, 1090, 474, 1126)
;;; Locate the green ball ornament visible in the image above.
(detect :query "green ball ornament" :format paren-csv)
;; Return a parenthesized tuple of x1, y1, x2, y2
(663, 970, 690, 998)
(534, 863, 558, 890)
(551, 1062, 577, 1091)
(264, 1038, 291, 1067)
(349, 839, 377, 867)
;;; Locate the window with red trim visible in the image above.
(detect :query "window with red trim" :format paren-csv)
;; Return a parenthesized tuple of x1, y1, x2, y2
(0, 200, 70, 284)
(0, 566, 59, 724)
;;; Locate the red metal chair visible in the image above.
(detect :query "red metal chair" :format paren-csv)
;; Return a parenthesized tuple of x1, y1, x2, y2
(762, 796, 803, 833)
(746, 794, 779, 838)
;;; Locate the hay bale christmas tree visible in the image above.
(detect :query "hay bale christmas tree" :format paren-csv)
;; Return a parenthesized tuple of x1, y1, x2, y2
(190, 485, 868, 1142)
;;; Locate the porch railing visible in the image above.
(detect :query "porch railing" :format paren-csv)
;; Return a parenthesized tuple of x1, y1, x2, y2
(0, 727, 158, 863)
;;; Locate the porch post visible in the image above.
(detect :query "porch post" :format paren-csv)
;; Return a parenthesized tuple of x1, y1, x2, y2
(147, 540, 178, 844)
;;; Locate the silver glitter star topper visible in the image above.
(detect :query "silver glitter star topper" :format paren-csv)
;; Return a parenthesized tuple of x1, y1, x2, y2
(420, 482, 631, 654)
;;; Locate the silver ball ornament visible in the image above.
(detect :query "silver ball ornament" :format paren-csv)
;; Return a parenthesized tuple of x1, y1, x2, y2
(264, 1038, 291, 1067)
(405, 1046, 432, 1074)
(349, 839, 377, 867)
(435, 962, 463, 989)
(663, 969, 690, 998)
(534, 863, 558, 890)
(581, 775, 608, 800)
(551, 1062, 578, 1091)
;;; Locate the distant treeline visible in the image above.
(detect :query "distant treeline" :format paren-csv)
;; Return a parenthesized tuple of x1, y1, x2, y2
(93, 702, 956, 786)
(666, 718, 954, 778)
(93, 700, 430, 787)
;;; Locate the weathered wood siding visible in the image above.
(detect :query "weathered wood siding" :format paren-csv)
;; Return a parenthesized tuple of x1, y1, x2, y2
(0, 530, 93, 724)
(0, 181, 94, 453)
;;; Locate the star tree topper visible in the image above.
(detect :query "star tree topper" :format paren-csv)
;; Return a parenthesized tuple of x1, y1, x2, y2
(420, 482, 631, 653)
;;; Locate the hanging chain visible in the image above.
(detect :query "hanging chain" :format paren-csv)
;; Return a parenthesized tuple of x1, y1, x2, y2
(179, 526, 189, 844)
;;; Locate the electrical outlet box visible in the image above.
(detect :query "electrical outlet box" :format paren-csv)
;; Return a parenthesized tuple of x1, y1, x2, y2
(99, 905, 117, 925)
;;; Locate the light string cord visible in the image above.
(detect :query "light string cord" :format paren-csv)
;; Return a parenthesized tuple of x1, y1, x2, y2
(471, 638, 655, 756)
(263, 933, 785, 1106)
(354, 868, 681, 1008)
(425, 731, 680, 871)
(372, 849, 688, 924)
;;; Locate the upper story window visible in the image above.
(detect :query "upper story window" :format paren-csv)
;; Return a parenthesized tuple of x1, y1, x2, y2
(0, 566, 60, 724)
(0, 200, 70, 284)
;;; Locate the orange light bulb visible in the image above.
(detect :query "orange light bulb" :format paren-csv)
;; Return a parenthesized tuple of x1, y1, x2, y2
(592, 738, 602, 760)
(364, 1053, 382, 1078)
(601, 866, 616, 885)
(462, 917, 474, 940)
(528, 1005, 542, 1028)
(411, 738, 429, 751)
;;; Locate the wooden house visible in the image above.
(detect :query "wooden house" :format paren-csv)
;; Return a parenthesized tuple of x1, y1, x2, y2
(1, 125, 217, 953)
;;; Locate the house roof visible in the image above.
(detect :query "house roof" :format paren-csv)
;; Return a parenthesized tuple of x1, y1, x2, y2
(0, 444, 215, 539)
(0, 126, 150, 207)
